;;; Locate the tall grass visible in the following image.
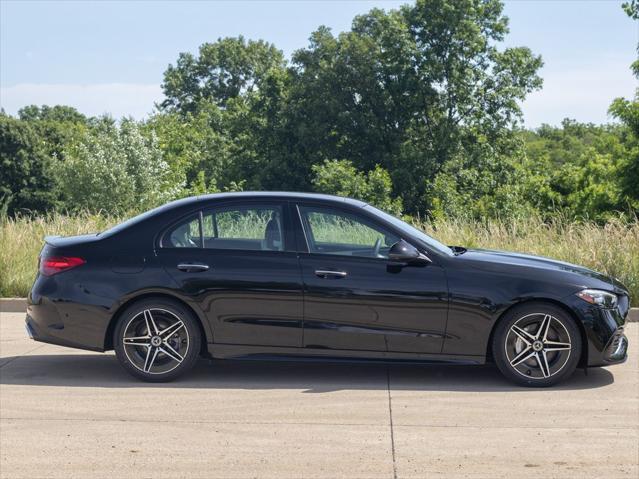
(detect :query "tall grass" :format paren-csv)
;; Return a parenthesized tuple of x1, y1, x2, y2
(1, 212, 637, 305)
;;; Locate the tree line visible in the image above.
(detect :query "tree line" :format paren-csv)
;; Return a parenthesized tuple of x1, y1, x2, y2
(1, 0, 637, 221)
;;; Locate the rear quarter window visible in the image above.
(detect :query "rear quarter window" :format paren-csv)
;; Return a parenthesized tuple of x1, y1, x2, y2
(162, 215, 201, 248)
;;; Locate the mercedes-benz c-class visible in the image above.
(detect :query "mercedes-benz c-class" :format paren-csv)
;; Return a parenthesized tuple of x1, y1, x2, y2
(26, 192, 630, 386)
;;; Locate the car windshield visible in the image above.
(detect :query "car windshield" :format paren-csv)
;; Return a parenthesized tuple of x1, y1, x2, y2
(364, 205, 454, 257)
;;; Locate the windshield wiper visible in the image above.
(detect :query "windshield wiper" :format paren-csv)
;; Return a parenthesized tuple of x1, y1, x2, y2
(449, 245, 467, 256)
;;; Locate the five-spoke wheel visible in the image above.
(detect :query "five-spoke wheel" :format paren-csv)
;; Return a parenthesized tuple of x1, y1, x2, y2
(493, 303, 581, 387)
(114, 299, 201, 382)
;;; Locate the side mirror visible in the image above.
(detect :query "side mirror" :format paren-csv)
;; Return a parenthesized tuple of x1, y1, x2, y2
(388, 240, 431, 264)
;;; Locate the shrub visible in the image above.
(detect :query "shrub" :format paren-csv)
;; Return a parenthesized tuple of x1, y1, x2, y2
(311, 159, 403, 215)
(59, 119, 184, 215)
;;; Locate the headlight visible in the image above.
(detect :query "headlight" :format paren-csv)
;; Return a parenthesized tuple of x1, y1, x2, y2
(576, 289, 618, 308)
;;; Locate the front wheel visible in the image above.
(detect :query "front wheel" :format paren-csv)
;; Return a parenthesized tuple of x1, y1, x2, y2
(492, 303, 582, 387)
(114, 298, 201, 382)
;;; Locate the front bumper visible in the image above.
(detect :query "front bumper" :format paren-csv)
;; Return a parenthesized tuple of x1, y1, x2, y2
(564, 293, 630, 367)
(602, 328, 628, 364)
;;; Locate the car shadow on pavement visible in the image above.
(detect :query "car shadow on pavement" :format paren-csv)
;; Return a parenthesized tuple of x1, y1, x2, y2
(0, 353, 615, 392)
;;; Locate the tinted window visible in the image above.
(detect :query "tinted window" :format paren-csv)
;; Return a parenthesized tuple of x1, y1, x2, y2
(163, 215, 201, 248)
(364, 205, 454, 256)
(202, 205, 284, 251)
(299, 206, 399, 258)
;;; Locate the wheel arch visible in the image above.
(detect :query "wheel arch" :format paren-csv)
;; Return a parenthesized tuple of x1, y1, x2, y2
(103, 293, 211, 356)
(486, 298, 588, 367)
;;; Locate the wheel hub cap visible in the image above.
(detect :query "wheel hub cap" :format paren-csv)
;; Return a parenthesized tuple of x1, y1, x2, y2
(505, 313, 572, 380)
(122, 308, 189, 375)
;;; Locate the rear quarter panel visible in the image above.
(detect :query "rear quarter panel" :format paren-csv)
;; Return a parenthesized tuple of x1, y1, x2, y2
(29, 231, 213, 351)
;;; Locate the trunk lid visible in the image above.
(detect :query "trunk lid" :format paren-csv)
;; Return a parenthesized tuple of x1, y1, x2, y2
(44, 233, 101, 248)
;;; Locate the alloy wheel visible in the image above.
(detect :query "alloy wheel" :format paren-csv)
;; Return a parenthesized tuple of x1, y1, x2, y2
(122, 308, 190, 375)
(504, 313, 572, 380)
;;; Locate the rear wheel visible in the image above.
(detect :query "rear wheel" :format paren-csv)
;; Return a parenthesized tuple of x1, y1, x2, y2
(492, 302, 581, 387)
(114, 298, 201, 382)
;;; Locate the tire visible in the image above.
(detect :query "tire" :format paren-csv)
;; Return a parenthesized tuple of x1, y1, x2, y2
(114, 298, 201, 382)
(492, 302, 582, 387)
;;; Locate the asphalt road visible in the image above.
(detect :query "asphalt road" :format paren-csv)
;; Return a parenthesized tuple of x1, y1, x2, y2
(0, 311, 637, 478)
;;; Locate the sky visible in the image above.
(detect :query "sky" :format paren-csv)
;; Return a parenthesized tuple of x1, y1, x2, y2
(1, 0, 637, 128)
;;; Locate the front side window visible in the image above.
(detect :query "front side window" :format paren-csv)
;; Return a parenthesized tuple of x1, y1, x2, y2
(298, 206, 399, 259)
(364, 205, 454, 256)
(202, 205, 284, 251)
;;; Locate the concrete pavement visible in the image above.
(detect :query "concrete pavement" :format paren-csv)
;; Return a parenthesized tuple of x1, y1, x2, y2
(0, 311, 637, 478)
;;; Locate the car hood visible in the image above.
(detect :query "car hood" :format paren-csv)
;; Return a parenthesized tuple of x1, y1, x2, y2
(456, 248, 628, 294)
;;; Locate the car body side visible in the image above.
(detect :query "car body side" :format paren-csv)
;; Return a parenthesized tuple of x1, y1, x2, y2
(26, 192, 630, 368)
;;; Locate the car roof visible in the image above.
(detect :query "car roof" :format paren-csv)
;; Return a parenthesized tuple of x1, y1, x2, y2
(168, 191, 368, 210)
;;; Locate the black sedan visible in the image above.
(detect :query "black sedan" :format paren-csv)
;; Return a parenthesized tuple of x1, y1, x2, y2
(26, 192, 630, 386)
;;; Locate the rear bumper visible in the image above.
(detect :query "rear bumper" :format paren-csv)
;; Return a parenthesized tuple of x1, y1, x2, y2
(27, 275, 110, 352)
(25, 313, 104, 352)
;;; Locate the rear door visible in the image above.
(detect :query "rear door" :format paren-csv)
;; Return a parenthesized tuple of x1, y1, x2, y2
(155, 200, 303, 347)
(295, 203, 448, 354)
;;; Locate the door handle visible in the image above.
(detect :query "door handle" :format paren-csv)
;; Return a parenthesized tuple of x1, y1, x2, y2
(315, 269, 347, 279)
(177, 263, 210, 272)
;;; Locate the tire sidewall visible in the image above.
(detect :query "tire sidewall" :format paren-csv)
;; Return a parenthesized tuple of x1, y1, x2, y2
(492, 303, 582, 387)
(114, 298, 201, 382)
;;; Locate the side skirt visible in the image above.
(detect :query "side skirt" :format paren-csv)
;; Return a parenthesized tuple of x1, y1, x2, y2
(207, 344, 485, 365)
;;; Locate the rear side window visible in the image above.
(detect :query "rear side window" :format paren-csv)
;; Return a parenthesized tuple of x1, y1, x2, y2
(163, 215, 201, 248)
(161, 204, 284, 251)
(202, 205, 283, 251)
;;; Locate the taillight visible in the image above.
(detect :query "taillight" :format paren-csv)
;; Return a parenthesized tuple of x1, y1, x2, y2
(39, 256, 86, 276)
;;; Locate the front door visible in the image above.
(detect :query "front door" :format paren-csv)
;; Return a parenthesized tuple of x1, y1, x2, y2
(155, 201, 303, 348)
(295, 204, 448, 354)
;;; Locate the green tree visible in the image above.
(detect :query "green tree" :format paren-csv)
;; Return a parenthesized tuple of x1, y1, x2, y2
(160, 36, 294, 192)
(521, 120, 630, 220)
(161, 36, 286, 113)
(145, 104, 233, 193)
(622, 0, 638, 70)
(18, 105, 87, 124)
(560, 149, 624, 220)
(5, 0, 630, 222)
(311, 159, 403, 215)
(157, 0, 543, 209)
(59, 119, 184, 214)
(17, 105, 88, 165)
(609, 98, 639, 214)
(429, 131, 538, 219)
(286, 0, 542, 212)
(607, 1, 639, 214)
(221, 66, 302, 191)
(0, 112, 60, 215)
